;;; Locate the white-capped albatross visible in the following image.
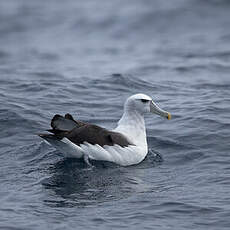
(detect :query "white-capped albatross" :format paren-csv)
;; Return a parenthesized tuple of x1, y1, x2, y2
(39, 93, 171, 166)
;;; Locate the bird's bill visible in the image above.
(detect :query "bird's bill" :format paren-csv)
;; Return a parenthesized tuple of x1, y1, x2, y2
(150, 101, 171, 120)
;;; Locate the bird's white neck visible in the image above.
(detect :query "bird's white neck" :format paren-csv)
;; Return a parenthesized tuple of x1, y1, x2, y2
(114, 107, 147, 147)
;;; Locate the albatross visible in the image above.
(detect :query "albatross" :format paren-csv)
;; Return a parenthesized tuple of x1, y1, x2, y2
(39, 93, 171, 166)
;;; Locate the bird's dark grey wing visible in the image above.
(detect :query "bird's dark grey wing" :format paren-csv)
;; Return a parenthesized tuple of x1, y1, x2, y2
(49, 113, 86, 133)
(66, 124, 133, 147)
(40, 114, 132, 147)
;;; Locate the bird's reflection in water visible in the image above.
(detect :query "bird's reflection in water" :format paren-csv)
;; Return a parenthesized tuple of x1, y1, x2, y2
(42, 150, 162, 208)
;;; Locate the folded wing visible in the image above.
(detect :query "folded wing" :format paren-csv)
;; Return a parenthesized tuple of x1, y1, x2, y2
(40, 113, 133, 148)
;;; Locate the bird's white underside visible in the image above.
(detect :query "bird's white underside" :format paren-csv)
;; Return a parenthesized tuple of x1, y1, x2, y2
(55, 138, 147, 166)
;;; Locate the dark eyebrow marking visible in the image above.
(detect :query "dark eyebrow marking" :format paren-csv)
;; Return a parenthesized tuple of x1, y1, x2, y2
(141, 99, 149, 103)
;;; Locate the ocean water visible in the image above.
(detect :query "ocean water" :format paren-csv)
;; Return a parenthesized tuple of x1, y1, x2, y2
(0, 0, 230, 229)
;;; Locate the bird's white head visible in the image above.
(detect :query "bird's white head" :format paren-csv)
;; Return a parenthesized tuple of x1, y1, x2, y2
(125, 93, 171, 119)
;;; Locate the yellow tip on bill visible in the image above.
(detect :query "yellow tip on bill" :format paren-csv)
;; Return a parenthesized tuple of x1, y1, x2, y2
(167, 113, 171, 120)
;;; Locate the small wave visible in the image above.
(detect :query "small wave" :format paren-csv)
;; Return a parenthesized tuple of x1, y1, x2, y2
(158, 201, 221, 214)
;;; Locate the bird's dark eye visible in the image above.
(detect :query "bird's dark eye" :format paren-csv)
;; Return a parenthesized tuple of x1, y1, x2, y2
(141, 99, 149, 103)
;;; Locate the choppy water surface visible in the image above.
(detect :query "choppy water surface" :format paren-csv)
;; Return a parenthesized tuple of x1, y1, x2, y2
(0, 0, 230, 229)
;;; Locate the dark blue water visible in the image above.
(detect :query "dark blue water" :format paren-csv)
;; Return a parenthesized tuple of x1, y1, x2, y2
(1, 0, 230, 229)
